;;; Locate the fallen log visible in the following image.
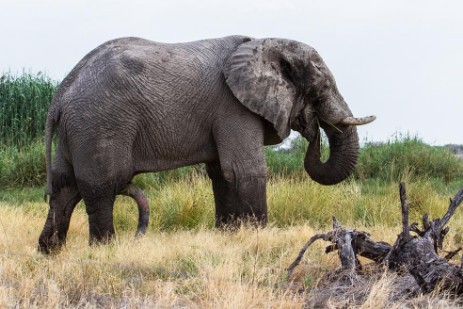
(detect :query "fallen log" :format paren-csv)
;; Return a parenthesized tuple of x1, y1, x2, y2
(288, 183, 463, 295)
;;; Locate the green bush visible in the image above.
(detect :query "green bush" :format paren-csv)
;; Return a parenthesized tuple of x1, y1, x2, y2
(265, 137, 307, 178)
(265, 135, 331, 179)
(355, 134, 463, 183)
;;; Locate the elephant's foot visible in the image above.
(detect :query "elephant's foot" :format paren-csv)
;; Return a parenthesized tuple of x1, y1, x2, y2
(215, 212, 267, 230)
(38, 229, 64, 254)
(88, 225, 116, 245)
(89, 232, 115, 246)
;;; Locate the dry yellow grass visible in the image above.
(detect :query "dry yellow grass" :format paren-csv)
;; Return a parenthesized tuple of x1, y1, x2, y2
(0, 202, 316, 308)
(1, 177, 463, 308)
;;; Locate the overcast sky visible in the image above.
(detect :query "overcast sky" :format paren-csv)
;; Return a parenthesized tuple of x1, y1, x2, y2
(1, 0, 462, 145)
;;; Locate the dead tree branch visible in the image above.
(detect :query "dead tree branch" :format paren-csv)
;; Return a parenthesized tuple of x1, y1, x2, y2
(288, 184, 463, 295)
(400, 182, 410, 242)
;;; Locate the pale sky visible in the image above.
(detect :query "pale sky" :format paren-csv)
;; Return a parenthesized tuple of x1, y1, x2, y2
(1, 0, 462, 145)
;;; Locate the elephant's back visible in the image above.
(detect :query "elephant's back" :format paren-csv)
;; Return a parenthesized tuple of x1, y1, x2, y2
(57, 36, 252, 123)
(62, 35, 252, 81)
(57, 35, 251, 105)
(54, 36, 252, 163)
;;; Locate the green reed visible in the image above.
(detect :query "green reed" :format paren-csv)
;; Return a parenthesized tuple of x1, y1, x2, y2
(0, 72, 57, 147)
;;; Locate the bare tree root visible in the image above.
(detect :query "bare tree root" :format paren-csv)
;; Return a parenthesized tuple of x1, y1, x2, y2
(288, 182, 463, 296)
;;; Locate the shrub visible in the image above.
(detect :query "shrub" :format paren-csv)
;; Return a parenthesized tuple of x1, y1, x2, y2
(265, 137, 307, 178)
(355, 134, 463, 183)
(265, 135, 330, 179)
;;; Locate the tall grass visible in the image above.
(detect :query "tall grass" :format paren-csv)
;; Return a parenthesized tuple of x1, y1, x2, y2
(0, 72, 57, 147)
(0, 140, 46, 188)
(3, 174, 455, 231)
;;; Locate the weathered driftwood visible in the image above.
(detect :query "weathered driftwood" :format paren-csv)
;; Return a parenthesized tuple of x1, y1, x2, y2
(288, 183, 463, 294)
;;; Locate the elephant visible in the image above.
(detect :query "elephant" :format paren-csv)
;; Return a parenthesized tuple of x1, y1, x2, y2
(38, 35, 375, 253)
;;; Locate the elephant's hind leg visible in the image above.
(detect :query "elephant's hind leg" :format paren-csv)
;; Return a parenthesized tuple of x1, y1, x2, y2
(78, 182, 117, 245)
(120, 183, 150, 236)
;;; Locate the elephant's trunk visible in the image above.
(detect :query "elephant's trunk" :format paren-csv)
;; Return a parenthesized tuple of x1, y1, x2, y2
(304, 123, 359, 185)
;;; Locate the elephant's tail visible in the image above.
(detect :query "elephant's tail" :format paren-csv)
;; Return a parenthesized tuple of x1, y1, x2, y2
(44, 107, 58, 200)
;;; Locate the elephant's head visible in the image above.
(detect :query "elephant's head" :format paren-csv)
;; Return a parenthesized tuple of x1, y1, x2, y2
(224, 38, 375, 185)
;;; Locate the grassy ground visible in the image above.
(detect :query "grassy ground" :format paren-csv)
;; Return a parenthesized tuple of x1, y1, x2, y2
(2, 176, 463, 308)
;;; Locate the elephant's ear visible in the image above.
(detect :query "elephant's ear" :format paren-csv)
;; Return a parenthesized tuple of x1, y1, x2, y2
(224, 39, 304, 141)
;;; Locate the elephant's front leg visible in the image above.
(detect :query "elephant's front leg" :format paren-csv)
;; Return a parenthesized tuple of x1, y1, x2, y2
(38, 186, 82, 253)
(210, 113, 268, 227)
(207, 162, 267, 227)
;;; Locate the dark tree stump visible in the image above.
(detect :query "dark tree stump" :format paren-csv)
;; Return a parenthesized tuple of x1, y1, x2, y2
(288, 183, 463, 295)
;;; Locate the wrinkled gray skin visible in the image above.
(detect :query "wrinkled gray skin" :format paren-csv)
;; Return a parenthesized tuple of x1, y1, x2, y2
(39, 36, 374, 253)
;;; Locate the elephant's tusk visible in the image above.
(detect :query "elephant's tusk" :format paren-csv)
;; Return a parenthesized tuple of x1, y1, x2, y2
(339, 115, 376, 126)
